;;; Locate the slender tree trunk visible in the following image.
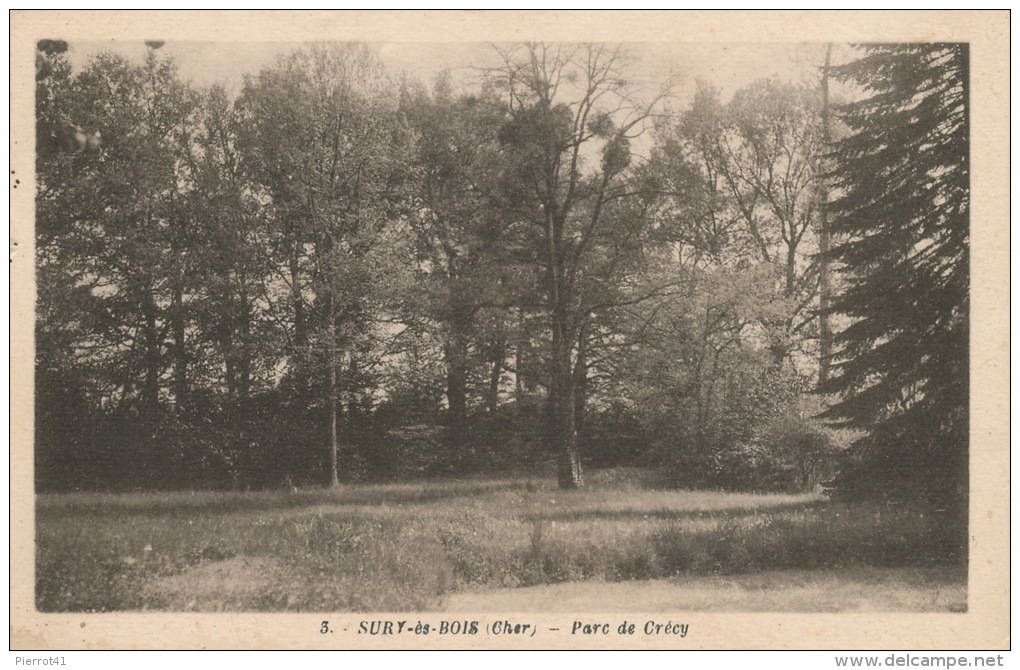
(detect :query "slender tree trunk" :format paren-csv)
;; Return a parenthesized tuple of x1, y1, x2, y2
(141, 286, 161, 415)
(817, 43, 834, 386)
(328, 293, 340, 489)
(238, 297, 251, 399)
(514, 309, 526, 417)
(514, 351, 524, 410)
(573, 322, 589, 438)
(224, 332, 236, 398)
(328, 351, 339, 488)
(486, 339, 505, 412)
(347, 354, 362, 418)
(222, 302, 252, 401)
(171, 285, 187, 413)
(290, 234, 306, 349)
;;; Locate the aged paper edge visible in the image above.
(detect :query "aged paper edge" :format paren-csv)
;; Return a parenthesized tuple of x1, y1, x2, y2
(9, 10, 1010, 651)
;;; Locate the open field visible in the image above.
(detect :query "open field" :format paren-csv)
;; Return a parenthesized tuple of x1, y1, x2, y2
(36, 469, 966, 612)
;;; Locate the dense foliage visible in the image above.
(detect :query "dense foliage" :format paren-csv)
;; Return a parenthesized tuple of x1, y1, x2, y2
(822, 44, 969, 516)
(34, 40, 967, 513)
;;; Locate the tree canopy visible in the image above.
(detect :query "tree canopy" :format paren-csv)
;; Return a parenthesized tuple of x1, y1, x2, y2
(34, 39, 968, 530)
(822, 44, 969, 511)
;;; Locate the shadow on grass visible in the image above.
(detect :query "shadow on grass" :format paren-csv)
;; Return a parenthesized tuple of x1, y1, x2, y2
(521, 500, 823, 524)
(36, 477, 551, 518)
(36, 474, 819, 520)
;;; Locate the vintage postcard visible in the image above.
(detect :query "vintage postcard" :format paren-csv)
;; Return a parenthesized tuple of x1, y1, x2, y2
(10, 10, 1010, 651)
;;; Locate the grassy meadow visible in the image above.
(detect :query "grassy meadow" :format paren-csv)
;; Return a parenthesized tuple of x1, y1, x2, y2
(35, 468, 966, 613)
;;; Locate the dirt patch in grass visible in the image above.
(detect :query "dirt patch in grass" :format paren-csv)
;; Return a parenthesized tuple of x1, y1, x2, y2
(443, 567, 966, 613)
(142, 555, 283, 611)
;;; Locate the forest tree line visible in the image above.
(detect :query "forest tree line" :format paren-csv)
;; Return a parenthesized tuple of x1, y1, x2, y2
(34, 41, 968, 512)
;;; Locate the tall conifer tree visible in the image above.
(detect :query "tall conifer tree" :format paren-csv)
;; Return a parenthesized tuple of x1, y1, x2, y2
(823, 44, 969, 512)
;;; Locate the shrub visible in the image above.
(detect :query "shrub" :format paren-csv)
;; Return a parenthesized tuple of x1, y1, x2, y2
(582, 402, 655, 468)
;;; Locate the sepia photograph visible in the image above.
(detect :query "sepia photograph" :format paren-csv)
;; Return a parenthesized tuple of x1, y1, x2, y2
(10, 10, 1009, 652)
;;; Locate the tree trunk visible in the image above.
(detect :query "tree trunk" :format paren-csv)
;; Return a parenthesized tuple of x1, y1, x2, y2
(514, 309, 527, 418)
(486, 339, 505, 413)
(290, 235, 306, 349)
(554, 368, 583, 490)
(328, 355, 339, 488)
(785, 244, 797, 298)
(551, 307, 583, 489)
(238, 297, 251, 399)
(347, 354, 362, 418)
(546, 206, 583, 490)
(817, 43, 834, 386)
(171, 284, 187, 413)
(224, 332, 236, 398)
(141, 286, 161, 415)
(573, 323, 589, 438)
(445, 337, 468, 430)
(327, 294, 340, 489)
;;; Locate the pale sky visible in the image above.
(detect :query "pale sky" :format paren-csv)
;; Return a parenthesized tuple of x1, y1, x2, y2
(59, 40, 849, 168)
(65, 40, 839, 105)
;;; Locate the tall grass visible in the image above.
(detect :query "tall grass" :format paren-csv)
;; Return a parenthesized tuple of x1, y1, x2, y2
(36, 469, 963, 612)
